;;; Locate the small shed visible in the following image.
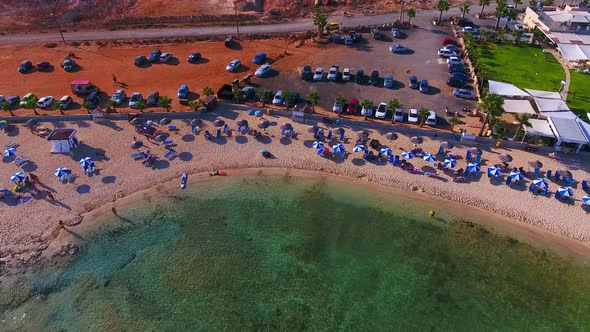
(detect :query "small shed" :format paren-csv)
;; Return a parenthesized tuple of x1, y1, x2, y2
(47, 128, 79, 154)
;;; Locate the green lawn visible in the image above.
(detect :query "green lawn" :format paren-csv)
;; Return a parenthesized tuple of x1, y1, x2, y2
(474, 43, 565, 92)
(567, 71, 590, 120)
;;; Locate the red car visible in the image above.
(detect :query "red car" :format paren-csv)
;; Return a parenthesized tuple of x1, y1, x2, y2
(348, 98, 359, 114)
(442, 37, 459, 47)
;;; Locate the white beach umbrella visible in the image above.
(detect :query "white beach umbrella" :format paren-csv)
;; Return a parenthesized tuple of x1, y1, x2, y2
(466, 162, 480, 174)
(423, 152, 436, 162)
(54, 167, 71, 178)
(582, 195, 590, 205)
(487, 166, 503, 177)
(380, 147, 392, 156)
(444, 158, 456, 168)
(79, 157, 93, 167)
(332, 144, 345, 154)
(3, 148, 16, 157)
(401, 151, 414, 159)
(532, 178, 548, 190)
(509, 171, 524, 182)
(11, 172, 25, 183)
(312, 141, 324, 150)
(353, 145, 366, 153)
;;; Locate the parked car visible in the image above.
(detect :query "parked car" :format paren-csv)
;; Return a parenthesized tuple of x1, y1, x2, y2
(389, 44, 410, 53)
(242, 86, 255, 99)
(384, 74, 394, 88)
(59, 95, 72, 110)
(447, 77, 467, 88)
(419, 80, 429, 93)
(86, 91, 100, 109)
(438, 48, 457, 58)
(462, 26, 479, 34)
(178, 85, 189, 102)
(285, 92, 300, 108)
(344, 36, 353, 45)
(327, 65, 339, 81)
(313, 67, 324, 81)
(375, 102, 388, 119)
(148, 49, 162, 62)
(62, 57, 76, 72)
(187, 52, 201, 63)
(226, 59, 241, 72)
(442, 37, 460, 47)
(426, 111, 437, 126)
(255, 64, 272, 77)
(333, 101, 344, 114)
(453, 88, 477, 100)
(448, 64, 467, 73)
(19, 93, 36, 107)
(369, 70, 379, 86)
(146, 91, 160, 106)
(342, 68, 351, 81)
(129, 92, 143, 108)
(252, 52, 267, 65)
(348, 98, 359, 114)
(447, 56, 465, 65)
(37, 96, 54, 108)
(355, 69, 365, 84)
(112, 89, 127, 105)
(160, 53, 172, 63)
(7, 96, 19, 106)
(408, 108, 419, 124)
(444, 44, 461, 52)
(301, 65, 313, 80)
(391, 28, 401, 38)
(272, 90, 284, 106)
(134, 55, 148, 66)
(394, 107, 405, 122)
(409, 75, 419, 89)
(326, 22, 340, 31)
(361, 100, 374, 117)
(36, 61, 50, 71)
(371, 28, 386, 40)
(224, 36, 234, 48)
(18, 60, 32, 73)
(514, 24, 525, 31)
(450, 71, 470, 81)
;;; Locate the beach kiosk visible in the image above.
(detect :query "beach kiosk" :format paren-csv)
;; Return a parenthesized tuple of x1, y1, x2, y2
(47, 128, 79, 154)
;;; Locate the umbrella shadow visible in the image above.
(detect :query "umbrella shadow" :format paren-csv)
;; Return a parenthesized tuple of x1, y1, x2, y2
(152, 159, 170, 169)
(101, 175, 116, 184)
(212, 136, 228, 145)
(7, 127, 20, 137)
(22, 161, 38, 172)
(76, 184, 91, 194)
(351, 158, 366, 166)
(179, 152, 193, 161)
(258, 136, 272, 145)
(303, 140, 315, 148)
(279, 137, 292, 145)
(2, 156, 15, 163)
(181, 134, 195, 142)
(235, 136, 248, 144)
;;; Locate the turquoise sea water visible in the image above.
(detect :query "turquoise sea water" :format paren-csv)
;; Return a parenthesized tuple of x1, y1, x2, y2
(2, 175, 590, 331)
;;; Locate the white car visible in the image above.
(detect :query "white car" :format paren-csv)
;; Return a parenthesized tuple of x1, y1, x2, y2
(393, 107, 405, 122)
(255, 64, 272, 77)
(111, 89, 126, 106)
(129, 92, 143, 108)
(226, 59, 241, 72)
(342, 68, 351, 81)
(313, 67, 324, 81)
(462, 26, 478, 34)
(37, 96, 54, 108)
(375, 102, 387, 119)
(438, 48, 458, 58)
(514, 24, 525, 31)
(447, 56, 465, 65)
(444, 44, 461, 52)
(408, 108, 419, 124)
(361, 100, 374, 117)
(426, 111, 437, 126)
(332, 102, 344, 114)
(272, 90, 284, 105)
(327, 66, 339, 81)
(160, 53, 172, 63)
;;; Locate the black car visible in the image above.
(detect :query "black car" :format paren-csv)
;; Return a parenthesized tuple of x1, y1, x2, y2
(187, 52, 201, 63)
(18, 60, 32, 73)
(134, 55, 148, 66)
(447, 77, 467, 88)
(301, 65, 313, 80)
(6, 96, 19, 106)
(448, 64, 466, 73)
(86, 91, 100, 109)
(36, 61, 50, 71)
(369, 70, 380, 86)
(450, 72, 470, 81)
(148, 49, 162, 62)
(146, 91, 160, 106)
(285, 92, 301, 108)
(355, 69, 365, 84)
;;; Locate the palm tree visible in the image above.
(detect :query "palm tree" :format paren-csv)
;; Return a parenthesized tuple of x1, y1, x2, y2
(81, 101, 91, 114)
(513, 0, 522, 9)
(232, 87, 245, 104)
(406, 8, 416, 25)
(503, 8, 518, 29)
(513, 113, 532, 139)
(436, 0, 450, 23)
(512, 29, 524, 44)
(361, 99, 374, 120)
(387, 98, 402, 122)
(418, 108, 430, 127)
(449, 116, 462, 132)
(24, 98, 38, 115)
(479, 0, 490, 17)
(202, 86, 213, 96)
(159, 96, 172, 112)
(334, 96, 347, 116)
(135, 100, 147, 113)
(1, 101, 14, 116)
(256, 89, 272, 106)
(479, 29, 489, 43)
(282, 89, 292, 108)
(107, 99, 117, 113)
(312, 11, 327, 36)
(497, 28, 507, 43)
(189, 100, 203, 111)
(460, 4, 470, 19)
(478, 93, 504, 136)
(494, 0, 508, 30)
(51, 100, 63, 115)
(308, 91, 320, 111)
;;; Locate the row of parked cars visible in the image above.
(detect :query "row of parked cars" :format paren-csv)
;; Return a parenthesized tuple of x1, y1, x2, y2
(18, 56, 77, 74)
(329, 97, 437, 126)
(0, 92, 96, 111)
(437, 39, 477, 101)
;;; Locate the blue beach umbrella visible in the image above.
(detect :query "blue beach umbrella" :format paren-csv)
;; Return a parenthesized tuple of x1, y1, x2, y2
(353, 145, 366, 153)
(582, 195, 590, 205)
(532, 178, 548, 190)
(401, 151, 414, 160)
(3, 148, 16, 157)
(332, 144, 345, 154)
(54, 167, 71, 178)
(312, 141, 324, 150)
(380, 147, 393, 156)
(255, 110, 263, 118)
(466, 162, 480, 174)
(557, 186, 574, 198)
(487, 166, 503, 177)
(11, 172, 25, 183)
(444, 158, 457, 168)
(247, 109, 256, 116)
(509, 171, 524, 182)
(423, 152, 436, 162)
(79, 157, 93, 167)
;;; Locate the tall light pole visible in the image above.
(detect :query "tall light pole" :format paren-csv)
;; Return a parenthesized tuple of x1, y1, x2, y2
(234, 0, 241, 39)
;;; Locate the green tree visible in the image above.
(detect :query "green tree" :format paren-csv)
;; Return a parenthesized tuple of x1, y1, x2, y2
(513, 113, 532, 139)
(532, 27, 546, 45)
(479, 29, 490, 43)
(256, 89, 272, 106)
(503, 8, 518, 29)
(497, 28, 507, 43)
(460, 4, 470, 19)
(418, 108, 430, 127)
(308, 91, 320, 111)
(202, 86, 213, 96)
(282, 89, 292, 108)
(312, 11, 327, 36)
(512, 29, 524, 44)
(478, 93, 505, 135)
(513, 0, 523, 9)
(159, 96, 172, 112)
(232, 87, 245, 104)
(494, 0, 508, 30)
(24, 98, 38, 115)
(361, 99, 374, 120)
(335, 95, 347, 105)
(135, 100, 147, 113)
(387, 98, 402, 123)
(449, 116, 462, 132)
(51, 100, 62, 115)
(81, 101, 91, 114)
(406, 8, 416, 25)
(436, 0, 450, 23)
(108, 99, 117, 113)
(479, 0, 490, 17)
(1, 101, 14, 116)
(189, 100, 203, 111)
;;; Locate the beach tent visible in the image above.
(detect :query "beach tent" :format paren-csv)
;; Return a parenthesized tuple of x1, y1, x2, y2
(502, 99, 536, 115)
(534, 97, 570, 114)
(47, 128, 79, 154)
(525, 89, 563, 100)
(488, 80, 529, 97)
(557, 43, 588, 61)
(547, 115, 589, 151)
(523, 119, 556, 139)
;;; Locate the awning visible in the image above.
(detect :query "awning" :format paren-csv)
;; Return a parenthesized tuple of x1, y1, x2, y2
(525, 119, 556, 138)
(540, 111, 577, 119)
(525, 89, 563, 100)
(503, 99, 536, 114)
(488, 80, 530, 97)
(548, 116, 589, 144)
(557, 43, 588, 61)
(534, 97, 570, 113)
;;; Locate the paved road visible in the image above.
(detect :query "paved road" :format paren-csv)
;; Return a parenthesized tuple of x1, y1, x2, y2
(0, 6, 485, 45)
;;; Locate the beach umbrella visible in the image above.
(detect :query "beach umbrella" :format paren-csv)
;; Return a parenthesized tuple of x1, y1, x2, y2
(25, 119, 37, 127)
(532, 178, 548, 190)
(385, 132, 397, 140)
(509, 171, 523, 181)
(11, 172, 25, 183)
(469, 147, 483, 155)
(131, 141, 143, 149)
(499, 153, 513, 163)
(247, 109, 256, 116)
(280, 123, 292, 130)
(557, 186, 574, 198)
(582, 195, 590, 205)
(334, 128, 345, 135)
(3, 147, 16, 157)
(154, 134, 167, 142)
(257, 121, 269, 129)
(353, 145, 366, 152)
(466, 162, 480, 174)
(356, 130, 369, 139)
(312, 141, 324, 150)
(333, 143, 345, 154)
(79, 157, 93, 167)
(0, 120, 7, 127)
(190, 119, 201, 126)
(129, 117, 141, 125)
(410, 136, 423, 144)
(423, 152, 436, 162)
(380, 147, 393, 156)
(307, 125, 319, 133)
(159, 118, 171, 125)
(440, 141, 454, 149)
(528, 160, 543, 169)
(213, 119, 225, 128)
(401, 151, 414, 160)
(54, 167, 71, 178)
(255, 110, 263, 117)
(487, 166, 503, 177)
(444, 158, 457, 168)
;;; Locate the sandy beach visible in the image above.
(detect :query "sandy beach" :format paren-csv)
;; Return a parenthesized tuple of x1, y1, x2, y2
(1, 106, 590, 275)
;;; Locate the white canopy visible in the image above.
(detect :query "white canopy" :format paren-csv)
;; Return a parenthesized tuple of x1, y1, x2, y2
(534, 97, 570, 113)
(540, 110, 577, 119)
(488, 80, 529, 97)
(548, 116, 589, 144)
(503, 99, 536, 115)
(525, 119, 556, 138)
(525, 89, 563, 100)
(557, 43, 589, 61)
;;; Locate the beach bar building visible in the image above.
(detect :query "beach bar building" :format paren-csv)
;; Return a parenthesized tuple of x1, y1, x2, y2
(47, 128, 79, 154)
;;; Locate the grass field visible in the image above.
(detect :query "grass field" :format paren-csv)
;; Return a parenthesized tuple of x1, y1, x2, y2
(475, 43, 565, 92)
(567, 71, 590, 119)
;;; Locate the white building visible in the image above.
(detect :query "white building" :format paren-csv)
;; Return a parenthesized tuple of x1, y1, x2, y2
(47, 128, 79, 154)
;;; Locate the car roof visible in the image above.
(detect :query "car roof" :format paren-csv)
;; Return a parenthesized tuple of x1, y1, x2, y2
(421, 80, 428, 83)
(385, 74, 393, 79)
(255, 52, 266, 56)
(60, 95, 70, 100)
(180, 84, 188, 89)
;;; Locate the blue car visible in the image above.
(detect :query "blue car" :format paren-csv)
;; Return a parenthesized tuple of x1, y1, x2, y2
(178, 85, 189, 100)
(409, 76, 419, 89)
(419, 80, 429, 93)
(453, 88, 477, 100)
(148, 49, 162, 62)
(252, 52, 267, 65)
(6, 96, 19, 106)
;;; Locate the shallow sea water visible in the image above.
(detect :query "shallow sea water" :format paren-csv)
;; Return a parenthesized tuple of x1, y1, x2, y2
(2, 175, 590, 331)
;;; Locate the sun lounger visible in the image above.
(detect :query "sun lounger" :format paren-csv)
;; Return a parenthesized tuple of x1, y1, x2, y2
(583, 180, 589, 192)
(528, 184, 535, 193)
(191, 125, 197, 133)
(534, 167, 540, 175)
(223, 124, 228, 133)
(505, 177, 512, 186)
(216, 128, 221, 138)
(89, 163, 95, 174)
(4, 141, 15, 148)
(84, 165, 89, 175)
(554, 171, 561, 181)
(281, 129, 286, 136)
(327, 130, 333, 140)
(168, 125, 178, 131)
(131, 152, 144, 159)
(316, 148, 323, 156)
(567, 177, 573, 186)
(16, 158, 29, 167)
(243, 126, 249, 134)
(237, 125, 242, 133)
(142, 149, 152, 160)
(12, 155, 24, 164)
(204, 130, 212, 140)
(165, 149, 175, 159)
(546, 170, 552, 179)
